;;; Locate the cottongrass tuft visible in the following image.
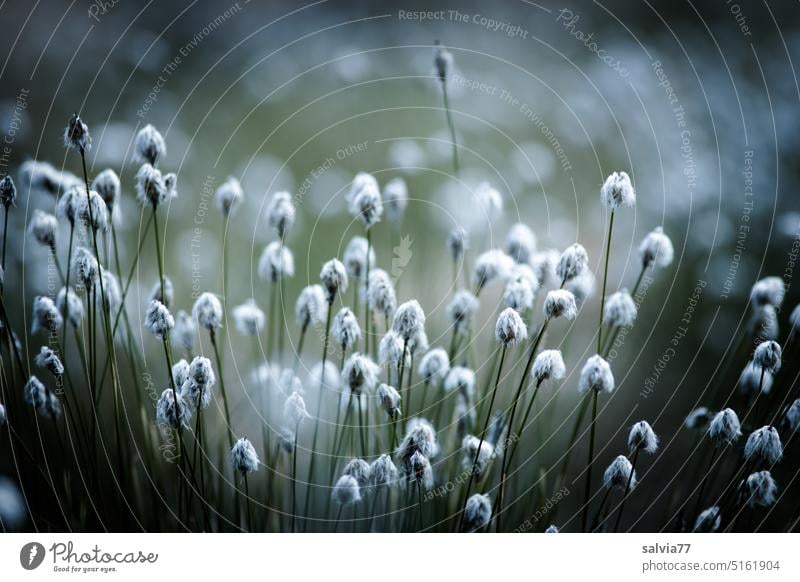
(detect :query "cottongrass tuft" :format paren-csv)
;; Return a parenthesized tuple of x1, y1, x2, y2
(418, 348, 450, 383)
(258, 241, 295, 282)
(332, 307, 361, 351)
(750, 276, 785, 309)
(23, 376, 47, 411)
(332, 474, 361, 505)
(531, 350, 566, 385)
(751, 304, 778, 342)
(377, 383, 402, 417)
(503, 276, 536, 312)
(366, 269, 397, 317)
(135, 163, 168, 208)
(461, 435, 494, 477)
(639, 226, 674, 268)
(397, 417, 439, 465)
(495, 307, 528, 344)
(284, 391, 310, 427)
(379, 330, 409, 369)
(295, 284, 327, 327)
(148, 276, 173, 309)
(543, 289, 578, 320)
(628, 421, 658, 454)
(473, 249, 514, 291)
(35, 346, 64, 377)
(544, 525, 560, 533)
(320, 258, 348, 302)
(447, 289, 479, 333)
(743, 471, 777, 507)
(174, 310, 196, 353)
(144, 300, 174, 339)
(342, 353, 380, 395)
(182, 356, 216, 409)
(556, 243, 588, 283)
(685, 407, 711, 431)
(578, 355, 615, 394)
(603, 455, 637, 490)
(98, 268, 122, 314)
(744, 426, 783, 467)
(156, 388, 191, 429)
(28, 210, 58, 248)
(133, 124, 166, 165)
(407, 451, 434, 490)
(348, 178, 383, 229)
(738, 361, 773, 398)
(343, 458, 372, 489)
(693, 506, 721, 532)
(20, 160, 80, 197)
(392, 299, 426, 342)
(230, 437, 260, 474)
(172, 359, 190, 388)
(55, 287, 83, 328)
(266, 191, 296, 238)
(0, 174, 16, 208)
(383, 177, 408, 224)
(192, 292, 223, 331)
(232, 299, 266, 337)
(707, 408, 741, 446)
(782, 399, 800, 433)
(475, 182, 503, 222)
(370, 454, 399, 489)
(57, 185, 81, 224)
(214, 176, 243, 217)
(92, 169, 121, 219)
(78, 191, 109, 233)
(433, 41, 453, 82)
(0, 476, 26, 530)
(64, 114, 91, 151)
(464, 493, 492, 531)
(445, 366, 476, 401)
(604, 289, 637, 328)
(506, 223, 536, 263)
(447, 226, 468, 262)
(600, 171, 635, 209)
(344, 236, 376, 280)
(73, 246, 98, 289)
(32, 296, 63, 334)
(753, 340, 781, 373)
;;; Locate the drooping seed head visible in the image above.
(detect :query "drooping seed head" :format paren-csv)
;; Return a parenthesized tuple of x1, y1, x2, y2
(266, 190, 296, 238)
(230, 437, 259, 474)
(578, 354, 614, 394)
(753, 340, 781, 373)
(24, 376, 47, 411)
(57, 185, 82, 224)
(407, 451, 434, 490)
(447, 226, 468, 262)
(543, 289, 578, 320)
(555, 243, 588, 283)
(433, 41, 453, 82)
(258, 241, 294, 283)
(133, 124, 166, 165)
(377, 383, 402, 418)
(707, 408, 741, 446)
(397, 417, 439, 465)
(81, 190, 111, 232)
(379, 330, 409, 370)
(473, 249, 514, 291)
(343, 236, 376, 280)
(464, 494, 492, 531)
(145, 300, 174, 340)
(332, 474, 361, 505)
(604, 289, 637, 328)
(531, 350, 566, 384)
(283, 391, 310, 427)
(782, 399, 800, 433)
(628, 421, 658, 454)
(343, 458, 371, 489)
(685, 406, 711, 431)
(348, 179, 383, 229)
(214, 176, 243, 217)
(743, 470, 777, 508)
(692, 506, 721, 532)
(603, 455, 636, 490)
(342, 352, 380, 395)
(72, 247, 98, 289)
(148, 276, 173, 309)
(320, 258, 348, 303)
(56, 287, 83, 327)
(172, 359, 190, 388)
(332, 307, 361, 351)
(156, 388, 191, 429)
(531, 248, 560, 288)
(447, 289, 479, 333)
(0, 174, 16, 208)
(64, 114, 91, 151)
(503, 276, 536, 312)
(744, 426, 783, 467)
(135, 163, 167, 208)
(506, 223, 536, 263)
(600, 171, 635, 209)
(174, 310, 196, 353)
(738, 361, 773, 399)
(495, 307, 528, 345)
(638, 226, 674, 268)
(365, 268, 397, 317)
(92, 169, 121, 219)
(295, 284, 327, 328)
(750, 276, 785, 309)
(192, 292, 223, 331)
(445, 366, 475, 401)
(31, 296, 63, 335)
(418, 348, 450, 384)
(461, 434, 494, 477)
(392, 299, 426, 342)
(20, 160, 80, 197)
(28, 210, 58, 248)
(370, 454, 399, 489)
(232, 298, 266, 337)
(34, 346, 64, 378)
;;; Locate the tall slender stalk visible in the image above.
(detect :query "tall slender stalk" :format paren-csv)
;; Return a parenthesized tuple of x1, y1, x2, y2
(597, 210, 615, 352)
(581, 390, 599, 532)
(612, 447, 640, 532)
(209, 330, 234, 449)
(440, 79, 459, 175)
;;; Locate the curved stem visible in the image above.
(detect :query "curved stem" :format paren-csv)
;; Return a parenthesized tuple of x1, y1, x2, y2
(597, 210, 615, 352)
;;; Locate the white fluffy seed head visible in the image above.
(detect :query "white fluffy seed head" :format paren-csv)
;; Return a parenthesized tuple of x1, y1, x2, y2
(738, 361, 773, 399)
(693, 506, 720, 532)
(343, 458, 371, 489)
(379, 330, 409, 369)
(347, 172, 379, 205)
(230, 438, 259, 473)
(707, 408, 741, 446)
(172, 359, 190, 388)
(604, 289, 637, 328)
(392, 299, 426, 342)
(750, 276, 785, 309)
(133, 124, 166, 165)
(73, 246, 98, 289)
(32, 295, 63, 335)
(543, 289, 578, 320)
(639, 226, 674, 268)
(447, 226, 468, 262)
(565, 270, 595, 306)
(418, 348, 450, 383)
(342, 353, 380, 395)
(506, 223, 536, 263)
(21, 160, 80, 198)
(56, 287, 83, 327)
(348, 178, 383, 229)
(578, 355, 614, 394)
(751, 305, 779, 342)
(344, 236, 376, 280)
(295, 284, 327, 328)
(744, 471, 777, 508)
(753, 340, 781, 373)
(475, 182, 503, 222)
(407, 451, 434, 490)
(284, 391, 310, 426)
(377, 383, 402, 417)
(445, 367, 475, 403)
(57, 185, 82, 224)
(397, 417, 438, 466)
(462, 434, 494, 477)
(604, 455, 636, 490)
(0, 174, 16, 208)
(174, 310, 196, 353)
(320, 258, 348, 303)
(92, 169, 121, 218)
(266, 191, 296, 238)
(744, 426, 783, 467)
(464, 494, 492, 531)
(148, 276, 173, 309)
(144, 300, 174, 339)
(495, 307, 528, 345)
(447, 289, 479, 332)
(782, 399, 800, 433)
(503, 276, 535, 312)
(366, 268, 397, 317)
(556, 243, 588, 283)
(332, 307, 361, 351)
(473, 249, 514, 291)
(258, 241, 294, 282)
(531, 350, 566, 384)
(64, 114, 91, 151)
(332, 474, 361, 505)
(628, 421, 659, 454)
(35, 346, 64, 377)
(232, 299, 265, 336)
(192, 292, 223, 331)
(28, 210, 58, 248)
(383, 177, 408, 224)
(24, 376, 47, 412)
(309, 360, 340, 392)
(601, 171, 635, 209)
(531, 249, 560, 288)
(215, 176, 243, 217)
(156, 388, 191, 429)
(433, 41, 453, 82)
(370, 454, 398, 489)
(135, 163, 167, 208)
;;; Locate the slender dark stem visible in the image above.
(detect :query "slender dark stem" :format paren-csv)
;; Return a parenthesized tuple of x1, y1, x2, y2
(291, 421, 299, 533)
(691, 446, 719, 529)
(597, 210, 615, 352)
(613, 447, 640, 532)
(581, 390, 599, 532)
(1, 208, 9, 284)
(209, 330, 234, 448)
(417, 481, 424, 531)
(364, 228, 372, 354)
(440, 80, 459, 175)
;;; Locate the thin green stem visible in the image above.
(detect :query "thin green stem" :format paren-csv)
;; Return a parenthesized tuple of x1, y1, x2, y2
(581, 390, 599, 532)
(597, 210, 615, 352)
(440, 80, 459, 175)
